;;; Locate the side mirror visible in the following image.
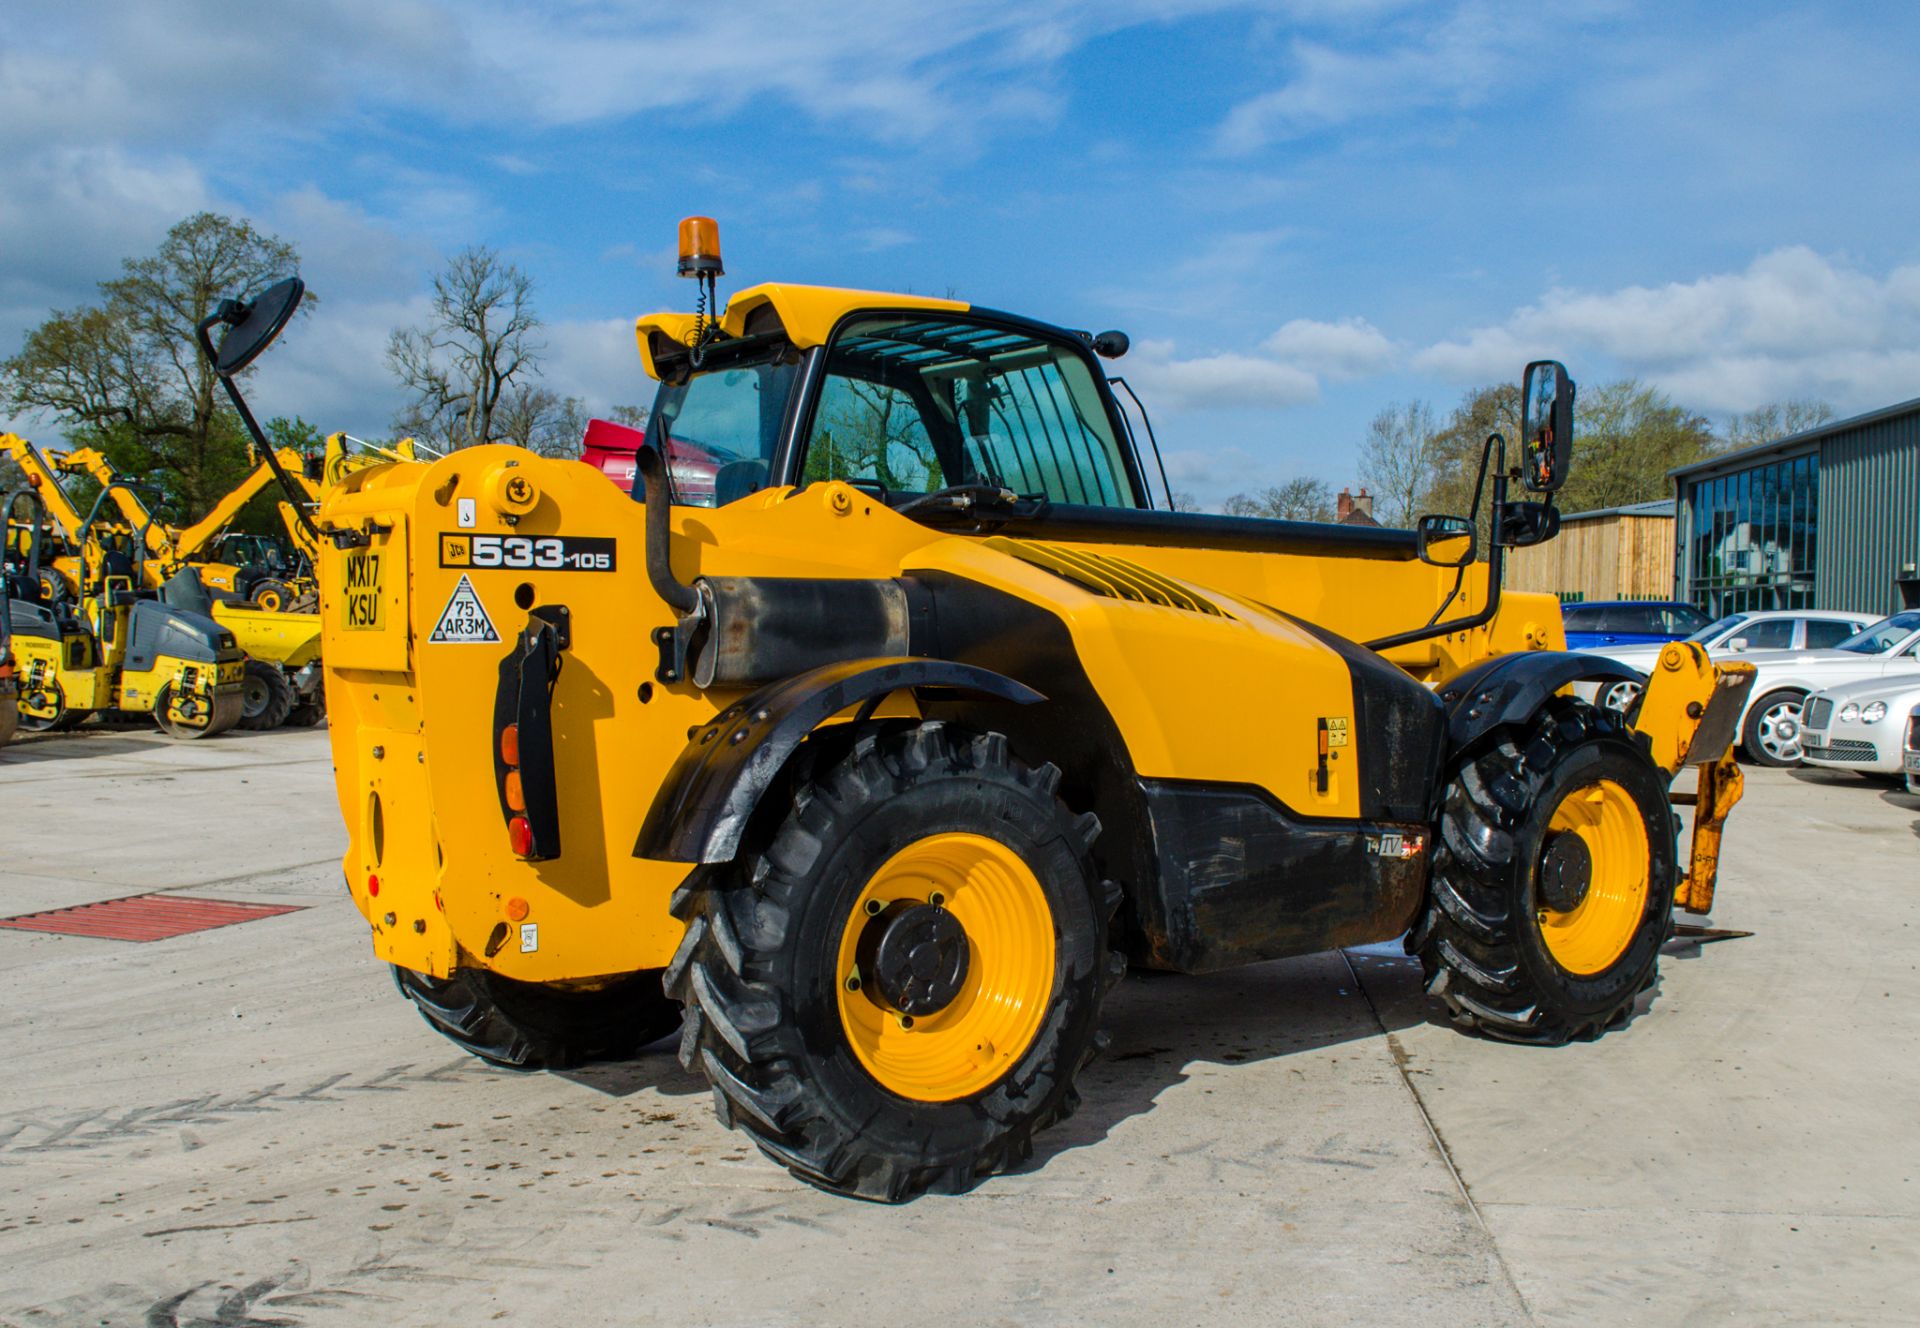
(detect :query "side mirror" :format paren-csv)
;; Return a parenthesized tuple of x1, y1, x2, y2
(1521, 359, 1575, 493)
(212, 276, 305, 376)
(1416, 514, 1477, 567)
(1728, 637, 1750, 652)
(1496, 499, 1560, 547)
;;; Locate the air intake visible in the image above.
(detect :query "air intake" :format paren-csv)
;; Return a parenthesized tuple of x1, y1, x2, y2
(984, 537, 1230, 617)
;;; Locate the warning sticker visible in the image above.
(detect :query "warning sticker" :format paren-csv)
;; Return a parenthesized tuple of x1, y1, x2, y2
(428, 574, 500, 644)
(1326, 717, 1350, 748)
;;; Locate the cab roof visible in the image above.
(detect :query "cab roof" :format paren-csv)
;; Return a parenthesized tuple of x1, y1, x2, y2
(633, 283, 967, 381)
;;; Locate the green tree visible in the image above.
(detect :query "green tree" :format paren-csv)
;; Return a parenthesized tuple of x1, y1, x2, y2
(1, 212, 305, 520)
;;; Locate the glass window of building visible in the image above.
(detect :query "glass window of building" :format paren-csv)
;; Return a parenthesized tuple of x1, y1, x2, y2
(1683, 452, 1819, 617)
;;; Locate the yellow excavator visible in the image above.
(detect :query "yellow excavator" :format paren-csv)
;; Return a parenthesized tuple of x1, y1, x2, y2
(2, 440, 322, 730)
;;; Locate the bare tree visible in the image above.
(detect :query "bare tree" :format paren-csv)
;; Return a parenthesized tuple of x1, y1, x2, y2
(1723, 399, 1835, 451)
(1358, 400, 1440, 528)
(1223, 476, 1333, 521)
(388, 247, 543, 449)
(494, 384, 592, 458)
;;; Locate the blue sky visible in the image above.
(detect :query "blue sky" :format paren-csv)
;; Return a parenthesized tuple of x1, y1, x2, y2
(3, 1, 1918, 506)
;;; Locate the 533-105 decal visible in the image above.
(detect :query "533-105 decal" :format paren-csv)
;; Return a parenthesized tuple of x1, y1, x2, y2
(439, 534, 616, 571)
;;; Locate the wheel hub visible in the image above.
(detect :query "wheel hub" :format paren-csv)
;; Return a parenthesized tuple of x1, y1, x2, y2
(860, 902, 970, 1017)
(1538, 830, 1593, 913)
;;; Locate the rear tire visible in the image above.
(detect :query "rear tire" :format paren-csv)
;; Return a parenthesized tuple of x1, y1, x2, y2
(237, 660, 294, 731)
(667, 722, 1122, 1202)
(1412, 698, 1676, 1045)
(391, 965, 681, 1069)
(1740, 689, 1806, 767)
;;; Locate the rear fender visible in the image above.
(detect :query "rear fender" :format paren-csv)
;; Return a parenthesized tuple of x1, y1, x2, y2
(635, 657, 1044, 864)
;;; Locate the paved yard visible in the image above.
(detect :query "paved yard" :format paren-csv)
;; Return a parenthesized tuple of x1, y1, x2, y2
(1, 725, 1915, 1326)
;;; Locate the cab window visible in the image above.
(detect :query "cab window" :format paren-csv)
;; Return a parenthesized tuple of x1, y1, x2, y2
(802, 316, 1139, 507)
(644, 345, 800, 507)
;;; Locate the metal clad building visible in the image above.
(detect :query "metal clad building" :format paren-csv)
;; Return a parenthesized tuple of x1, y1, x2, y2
(1670, 397, 1920, 618)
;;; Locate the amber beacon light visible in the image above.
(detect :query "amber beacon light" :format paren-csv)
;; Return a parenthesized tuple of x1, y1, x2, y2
(677, 216, 723, 278)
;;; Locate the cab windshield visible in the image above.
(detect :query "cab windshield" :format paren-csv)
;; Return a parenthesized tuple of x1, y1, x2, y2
(801, 316, 1140, 508)
(643, 340, 800, 508)
(1836, 611, 1920, 654)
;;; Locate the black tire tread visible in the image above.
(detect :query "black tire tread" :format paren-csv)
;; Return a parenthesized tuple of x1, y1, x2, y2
(392, 965, 680, 1069)
(237, 659, 295, 731)
(1412, 698, 1671, 1046)
(666, 722, 1122, 1202)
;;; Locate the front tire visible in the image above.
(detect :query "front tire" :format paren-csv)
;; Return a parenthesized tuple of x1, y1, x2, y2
(667, 722, 1122, 1202)
(1412, 699, 1676, 1044)
(250, 579, 295, 612)
(1741, 689, 1806, 767)
(392, 965, 681, 1069)
(237, 660, 294, 731)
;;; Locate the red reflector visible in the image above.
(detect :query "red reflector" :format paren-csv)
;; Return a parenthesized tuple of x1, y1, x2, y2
(504, 769, 525, 812)
(368, 874, 381, 897)
(507, 815, 533, 857)
(500, 723, 520, 767)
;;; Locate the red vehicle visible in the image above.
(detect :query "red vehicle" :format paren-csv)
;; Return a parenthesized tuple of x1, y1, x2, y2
(580, 418, 719, 505)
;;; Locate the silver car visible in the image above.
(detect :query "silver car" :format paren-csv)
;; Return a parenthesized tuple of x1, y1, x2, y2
(1800, 676, 1920, 780)
(1578, 609, 1876, 718)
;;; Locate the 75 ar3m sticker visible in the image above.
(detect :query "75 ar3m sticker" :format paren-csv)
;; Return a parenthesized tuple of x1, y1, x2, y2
(439, 533, 616, 571)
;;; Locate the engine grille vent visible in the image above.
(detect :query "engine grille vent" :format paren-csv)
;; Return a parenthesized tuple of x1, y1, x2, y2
(984, 537, 1230, 618)
(1803, 697, 1833, 730)
(1803, 739, 1877, 763)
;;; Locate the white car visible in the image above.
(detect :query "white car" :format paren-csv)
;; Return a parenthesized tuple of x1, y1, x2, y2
(1721, 610, 1920, 767)
(1579, 608, 1875, 711)
(1799, 676, 1920, 780)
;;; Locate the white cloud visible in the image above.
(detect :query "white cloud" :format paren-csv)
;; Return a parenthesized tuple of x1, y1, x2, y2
(1260, 316, 1396, 378)
(1123, 338, 1320, 413)
(1215, 4, 1515, 152)
(1415, 247, 1920, 412)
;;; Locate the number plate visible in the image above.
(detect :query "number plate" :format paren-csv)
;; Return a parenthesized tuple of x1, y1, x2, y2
(1905, 751, 1920, 773)
(438, 534, 616, 572)
(341, 548, 386, 630)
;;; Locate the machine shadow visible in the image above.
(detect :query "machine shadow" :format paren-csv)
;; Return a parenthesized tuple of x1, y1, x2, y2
(0, 732, 172, 762)
(1022, 946, 1432, 1174)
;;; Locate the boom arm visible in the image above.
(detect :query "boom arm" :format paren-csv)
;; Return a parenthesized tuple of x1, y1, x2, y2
(1, 434, 88, 540)
(52, 446, 183, 568)
(173, 448, 313, 561)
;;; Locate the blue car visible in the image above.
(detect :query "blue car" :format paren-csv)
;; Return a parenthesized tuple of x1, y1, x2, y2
(1560, 600, 1711, 650)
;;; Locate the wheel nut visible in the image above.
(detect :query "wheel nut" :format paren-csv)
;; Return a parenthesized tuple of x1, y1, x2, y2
(897, 1014, 915, 1030)
(865, 899, 884, 916)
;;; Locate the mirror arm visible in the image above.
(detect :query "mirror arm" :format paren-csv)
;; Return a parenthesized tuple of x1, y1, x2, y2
(196, 314, 321, 544)
(1366, 434, 1509, 652)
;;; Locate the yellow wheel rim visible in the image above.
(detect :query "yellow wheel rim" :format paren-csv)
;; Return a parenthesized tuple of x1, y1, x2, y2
(835, 832, 1055, 1103)
(1538, 779, 1650, 976)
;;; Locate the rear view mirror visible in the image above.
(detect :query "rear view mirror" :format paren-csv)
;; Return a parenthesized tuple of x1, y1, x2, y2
(212, 276, 305, 376)
(1521, 360, 1575, 493)
(1417, 514, 1477, 567)
(1728, 637, 1750, 652)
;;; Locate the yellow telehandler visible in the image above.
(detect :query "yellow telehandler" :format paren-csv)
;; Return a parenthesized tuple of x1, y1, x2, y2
(216, 232, 1755, 1201)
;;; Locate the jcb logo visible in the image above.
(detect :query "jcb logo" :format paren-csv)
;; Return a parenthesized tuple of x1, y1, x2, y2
(342, 550, 385, 631)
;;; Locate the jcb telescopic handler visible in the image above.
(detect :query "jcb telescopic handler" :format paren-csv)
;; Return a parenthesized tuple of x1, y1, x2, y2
(219, 225, 1755, 1201)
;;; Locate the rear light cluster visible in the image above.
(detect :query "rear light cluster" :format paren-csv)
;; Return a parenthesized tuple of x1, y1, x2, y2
(500, 722, 533, 857)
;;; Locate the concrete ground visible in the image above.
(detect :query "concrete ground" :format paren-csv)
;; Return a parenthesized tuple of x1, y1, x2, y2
(1, 724, 1916, 1328)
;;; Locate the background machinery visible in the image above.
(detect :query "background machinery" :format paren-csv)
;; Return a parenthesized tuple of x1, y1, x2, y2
(2, 483, 244, 738)
(215, 229, 1756, 1201)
